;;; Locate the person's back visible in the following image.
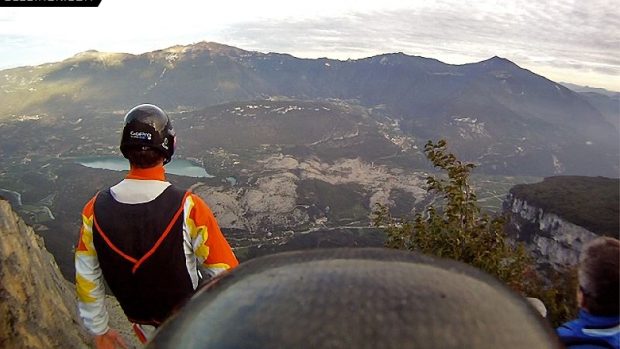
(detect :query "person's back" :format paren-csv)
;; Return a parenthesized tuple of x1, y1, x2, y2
(75, 104, 238, 348)
(556, 237, 620, 349)
(92, 179, 194, 325)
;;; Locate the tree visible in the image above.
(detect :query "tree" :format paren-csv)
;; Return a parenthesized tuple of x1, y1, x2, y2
(374, 139, 532, 291)
(373, 139, 577, 325)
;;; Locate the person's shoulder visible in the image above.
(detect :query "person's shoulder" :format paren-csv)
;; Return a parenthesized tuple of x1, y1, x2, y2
(82, 192, 102, 215)
(556, 317, 582, 337)
(184, 191, 212, 210)
(565, 344, 617, 349)
(165, 184, 189, 199)
(557, 317, 619, 349)
(182, 192, 218, 224)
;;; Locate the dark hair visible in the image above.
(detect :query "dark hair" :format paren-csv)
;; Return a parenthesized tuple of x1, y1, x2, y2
(124, 146, 165, 169)
(579, 237, 619, 316)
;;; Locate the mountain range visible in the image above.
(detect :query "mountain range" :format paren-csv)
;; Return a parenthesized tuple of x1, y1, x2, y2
(1, 41, 618, 279)
(1, 41, 618, 176)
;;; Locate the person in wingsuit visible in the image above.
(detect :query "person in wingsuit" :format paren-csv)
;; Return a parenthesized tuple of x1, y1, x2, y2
(75, 104, 238, 348)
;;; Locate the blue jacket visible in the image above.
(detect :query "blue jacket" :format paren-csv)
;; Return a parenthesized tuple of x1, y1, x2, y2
(557, 309, 620, 349)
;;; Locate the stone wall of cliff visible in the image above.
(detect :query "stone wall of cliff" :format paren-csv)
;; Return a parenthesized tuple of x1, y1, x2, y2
(0, 199, 90, 348)
(503, 193, 600, 270)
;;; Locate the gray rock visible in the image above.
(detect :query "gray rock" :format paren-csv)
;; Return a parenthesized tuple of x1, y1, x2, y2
(0, 199, 90, 348)
(504, 194, 599, 269)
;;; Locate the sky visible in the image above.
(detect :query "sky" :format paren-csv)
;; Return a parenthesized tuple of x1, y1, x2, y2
(1, 0, 618, 91)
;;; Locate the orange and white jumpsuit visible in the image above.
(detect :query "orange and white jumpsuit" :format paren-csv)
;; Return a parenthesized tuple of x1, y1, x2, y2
(75, 165, 238, 342)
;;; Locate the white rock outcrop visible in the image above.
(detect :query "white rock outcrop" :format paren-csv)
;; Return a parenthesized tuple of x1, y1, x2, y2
(504, 194, 599, 269)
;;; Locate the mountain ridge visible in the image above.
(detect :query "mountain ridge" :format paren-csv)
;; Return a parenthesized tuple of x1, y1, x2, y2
(0, 41, 617, 177)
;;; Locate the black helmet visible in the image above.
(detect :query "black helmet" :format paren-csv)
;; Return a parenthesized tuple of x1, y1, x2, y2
(120, 104, 176, 164)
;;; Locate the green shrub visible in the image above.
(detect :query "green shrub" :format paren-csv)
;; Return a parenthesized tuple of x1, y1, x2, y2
(373, 139, 577, 326)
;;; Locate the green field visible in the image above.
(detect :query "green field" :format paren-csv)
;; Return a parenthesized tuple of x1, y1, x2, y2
(471, 174, 542, 212)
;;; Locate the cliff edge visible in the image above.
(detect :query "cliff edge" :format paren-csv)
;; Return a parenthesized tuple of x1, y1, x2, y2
(0, 198, 90, 348)
(503, 176, 619, 270)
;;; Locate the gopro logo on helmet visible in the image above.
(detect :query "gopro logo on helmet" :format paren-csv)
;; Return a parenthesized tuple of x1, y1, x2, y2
(130, 131, 152, 140)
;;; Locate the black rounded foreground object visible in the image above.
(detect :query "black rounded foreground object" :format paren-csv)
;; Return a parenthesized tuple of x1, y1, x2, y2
(147, 248, 560, 349)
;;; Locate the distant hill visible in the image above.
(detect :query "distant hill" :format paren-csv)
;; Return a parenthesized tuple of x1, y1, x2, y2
(560, 82, 619, 97)
(576, 92, 619, 131)
(508, 176, 619, 236)
(561, 82, 620, 130)
(1, 41, 618, 176)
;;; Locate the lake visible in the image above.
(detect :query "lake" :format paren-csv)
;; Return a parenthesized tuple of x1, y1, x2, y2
(76, 157, 214, 178)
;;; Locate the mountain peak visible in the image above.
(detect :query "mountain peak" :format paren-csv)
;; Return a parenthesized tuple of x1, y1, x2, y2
(72, 49, 101, 58)
(364, 52, 444, 68)
(481, 56, 515, 66)
(180, 41, 249, 55)
(68, 50, 130, 65)
(145, 42, 251, 62)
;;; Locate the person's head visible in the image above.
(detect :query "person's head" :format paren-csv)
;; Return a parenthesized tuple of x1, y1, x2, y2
(577, 236, 619, 316)
(120, 104, 176, 168)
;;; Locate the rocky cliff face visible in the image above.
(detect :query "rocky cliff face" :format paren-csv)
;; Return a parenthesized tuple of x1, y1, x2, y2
(503, 193, 599, 270)
(0, 199, 90, 348)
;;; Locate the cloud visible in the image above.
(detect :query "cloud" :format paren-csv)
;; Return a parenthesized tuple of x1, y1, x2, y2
(219, 0, 619, 89)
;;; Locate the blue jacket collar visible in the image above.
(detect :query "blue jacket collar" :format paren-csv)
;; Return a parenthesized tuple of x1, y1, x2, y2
(579, 309, 620, 328)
